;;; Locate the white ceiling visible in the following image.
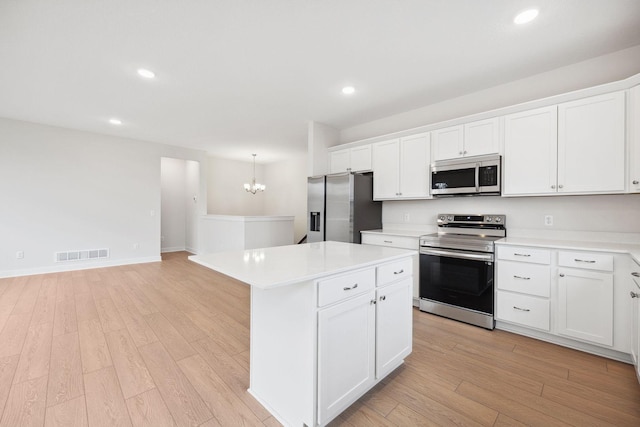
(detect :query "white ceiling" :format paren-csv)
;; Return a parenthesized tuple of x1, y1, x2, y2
(1, 0, 640, 163)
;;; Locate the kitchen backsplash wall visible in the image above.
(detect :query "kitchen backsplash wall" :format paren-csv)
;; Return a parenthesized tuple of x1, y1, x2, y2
(383, 194, 640, 242)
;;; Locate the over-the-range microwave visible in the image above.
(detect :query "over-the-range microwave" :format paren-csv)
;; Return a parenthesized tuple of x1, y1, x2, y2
(430, 154, 501, 196)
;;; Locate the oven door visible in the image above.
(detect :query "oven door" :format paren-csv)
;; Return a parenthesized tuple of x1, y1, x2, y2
(419, 247, 494, 315)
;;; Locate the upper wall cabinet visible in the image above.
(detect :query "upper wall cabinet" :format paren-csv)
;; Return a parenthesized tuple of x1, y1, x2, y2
(329, 145, 372, 174)
(372, 133, 431, 200)
(503, 106, 558, 196)
(503, 91, 626, 196)
(558, 91, 625, 194)
(630, 85, 640, 193)
(432, 117, 500, 161)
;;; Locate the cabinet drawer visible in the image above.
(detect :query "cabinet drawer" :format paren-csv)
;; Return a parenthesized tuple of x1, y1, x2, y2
(361, 233, 418, 250)
(377, 258, 412, 287)
(497, 261, 551, 297)
(318, 268, 375, 307)
(558, 251, 613, 272)
(497, 246, 551, 265)
(496, 291, 550, 331)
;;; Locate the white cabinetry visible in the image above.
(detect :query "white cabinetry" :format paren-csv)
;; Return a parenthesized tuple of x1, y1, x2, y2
(503, 106, 558, 196)
(503, 92, 625, 196)
(630, 85, 640, 193)
(318, 290, 375, 425)
(496, 246, 552, 331)
(630, 262, 640, 381)
(557, 265, 614, 347)
(558, 92, 625, 193)
(317, 258, 412, 425)
(372, 133, 430, 200)
(432, 117, 499, 161)
(329, 145, 372, 174)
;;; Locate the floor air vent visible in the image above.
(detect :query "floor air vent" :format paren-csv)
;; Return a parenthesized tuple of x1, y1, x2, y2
(55, 248, 109, 262)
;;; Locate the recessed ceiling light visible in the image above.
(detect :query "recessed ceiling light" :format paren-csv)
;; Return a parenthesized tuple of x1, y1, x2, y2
(514, 9, 539, 25)
(342, 86, 355, 95)
(137, 68, 155, 79)
(109, 118, 122, 125)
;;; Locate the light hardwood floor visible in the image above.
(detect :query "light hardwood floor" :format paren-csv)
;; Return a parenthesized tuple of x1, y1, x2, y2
(0, 251, 638, 426)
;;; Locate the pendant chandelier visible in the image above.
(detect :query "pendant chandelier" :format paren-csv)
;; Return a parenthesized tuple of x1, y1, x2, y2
(244, 154, 266, 194)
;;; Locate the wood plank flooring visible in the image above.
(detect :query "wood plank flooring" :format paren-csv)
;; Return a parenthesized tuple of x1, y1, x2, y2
(0, 251, 638, 426)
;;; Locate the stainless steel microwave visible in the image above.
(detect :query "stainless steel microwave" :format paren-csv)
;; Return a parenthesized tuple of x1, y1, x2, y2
(431, 154, 501, 196)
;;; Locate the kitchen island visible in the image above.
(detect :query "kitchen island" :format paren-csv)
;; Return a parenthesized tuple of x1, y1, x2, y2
(189, 241, 415, 426)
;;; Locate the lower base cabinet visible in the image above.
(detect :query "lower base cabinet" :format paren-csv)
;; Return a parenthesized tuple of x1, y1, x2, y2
(557, 268, 614, 346)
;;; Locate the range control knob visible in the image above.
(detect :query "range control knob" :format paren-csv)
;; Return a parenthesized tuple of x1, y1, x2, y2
(486, 217, 493, 222)
(439, 215, 446, 221)
(495, 217, 502, 223)
(447, 215, 453, 221)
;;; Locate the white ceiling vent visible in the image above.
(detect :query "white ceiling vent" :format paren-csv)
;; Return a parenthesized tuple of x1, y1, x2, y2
(55, 248, 109, 263)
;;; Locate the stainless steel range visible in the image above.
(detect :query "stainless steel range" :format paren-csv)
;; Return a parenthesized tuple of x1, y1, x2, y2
(419, 214, 506, 330)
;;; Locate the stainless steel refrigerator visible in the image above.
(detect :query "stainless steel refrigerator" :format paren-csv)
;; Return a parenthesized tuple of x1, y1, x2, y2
(307, 172, 382, 244)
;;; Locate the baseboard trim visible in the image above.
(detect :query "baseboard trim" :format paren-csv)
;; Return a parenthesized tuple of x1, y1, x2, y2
(161, 247, 186, 253)
(0, 256, 162, 278)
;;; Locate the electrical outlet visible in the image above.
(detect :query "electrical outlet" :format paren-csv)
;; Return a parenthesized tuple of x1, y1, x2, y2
(544, 215, 553, 226)
(16, 251, 24, 259)
(403, 212, 410, 222)
(133, 243, 139, 250)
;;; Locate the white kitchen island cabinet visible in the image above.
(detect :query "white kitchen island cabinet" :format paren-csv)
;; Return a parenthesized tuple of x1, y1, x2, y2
(189, 241, 415, 427)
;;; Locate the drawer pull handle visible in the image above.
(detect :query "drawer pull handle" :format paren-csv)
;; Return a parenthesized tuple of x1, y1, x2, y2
(343, 284, 358, 291)
(393, 269, 404, 275)
(513, 275, 530, 280)
(514, 253, 531, 257)
(632, 272, 640, 278)
(631, 291, 640, 299)
(574, 259, 596, 264)
(513, 306, 530, 312)
(384, 240, 393, 243)
(380, 295, 386, 301)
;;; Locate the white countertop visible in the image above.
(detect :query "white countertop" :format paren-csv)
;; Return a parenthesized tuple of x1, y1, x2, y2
(189, 241, 416, 289)
(201, 214, 294, 222)
(496, 237, 640, 264)
(361, 229, 428, 238)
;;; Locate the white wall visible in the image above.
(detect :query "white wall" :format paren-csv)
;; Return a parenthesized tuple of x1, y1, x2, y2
(185, 160, 200, 253)
(207, 156, 266, 215)
(340, 44, 640, 143)
(383, 194, 640, 242)
(263, 152, 308, 243)
(0, 118, 207, 277)
(308, 121, 339, 176)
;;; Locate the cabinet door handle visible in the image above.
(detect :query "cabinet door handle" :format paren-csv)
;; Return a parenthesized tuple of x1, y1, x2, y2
(513, 306, 530, 312)
(459, 151, 463, 155)
(574, 259, 596, 264)
(558, 184, 564, 189)
(513, 275, 530, 280)
(393, 269, 404, 275)
(632, 272, 640, 278)
(370, 299, 377, 305)
(559, 273, 565, 277)
(551, 185, 556, 189)
(343, 283, 358, 291)
(380, 295, 386, 301)
(633, 180, 639, 185)
(514, 253, 531, 257)
(630, 291, 640, 299)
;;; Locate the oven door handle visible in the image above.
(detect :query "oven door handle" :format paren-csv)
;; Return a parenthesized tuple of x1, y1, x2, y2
(420, 247, 493, 262)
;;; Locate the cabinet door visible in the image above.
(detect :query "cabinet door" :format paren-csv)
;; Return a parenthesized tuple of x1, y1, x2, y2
(399, 133, 430, 198)
(372, 139, 400, 200)
(432, 125, 463, 161)
(376, 278, 412, 379)
(463, 117, 500, 157)
(557, 268, 614, 346)
(329, 149, 350, 174)
(558, 91, 625, 194)
(630, 85, 640, 193)
(350, 145, 372, 172)
(318, 291, 375, 425)
(503, 106, 558, 196)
